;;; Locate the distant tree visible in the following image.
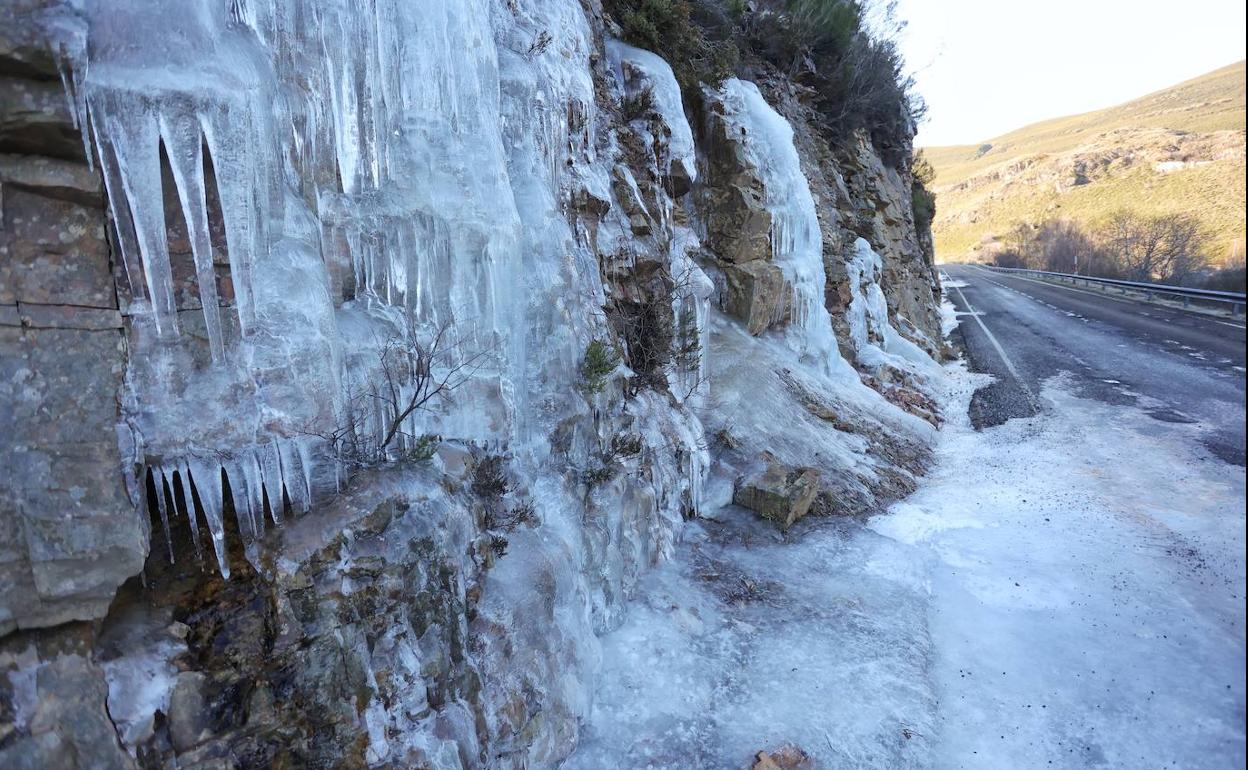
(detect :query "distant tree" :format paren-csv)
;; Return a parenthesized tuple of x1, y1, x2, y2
(1004, 222, 1040, 269)
(1099, 211, 1210, 283)
(993, 249, 1027, 269)
(1200, 253, 1246, 292)
(1036, 219, 1092, 273)
(1159, 215, 1212, 284)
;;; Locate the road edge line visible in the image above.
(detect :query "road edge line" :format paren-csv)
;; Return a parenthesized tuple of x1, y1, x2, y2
(951, 283, 1039, 409)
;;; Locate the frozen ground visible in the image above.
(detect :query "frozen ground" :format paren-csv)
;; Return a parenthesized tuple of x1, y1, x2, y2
(564, 356, 1246, 769)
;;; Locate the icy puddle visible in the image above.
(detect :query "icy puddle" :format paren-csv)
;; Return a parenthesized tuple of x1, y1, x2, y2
(564, 366, 1246, 769)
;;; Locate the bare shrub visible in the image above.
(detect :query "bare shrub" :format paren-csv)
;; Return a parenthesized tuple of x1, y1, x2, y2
(306, 320, 490, 469)
(1100, 211, 1211, 283)
(472, 453, 510, 499)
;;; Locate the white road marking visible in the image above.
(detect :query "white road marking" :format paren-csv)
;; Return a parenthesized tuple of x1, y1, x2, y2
(950, 281, 1038, 408)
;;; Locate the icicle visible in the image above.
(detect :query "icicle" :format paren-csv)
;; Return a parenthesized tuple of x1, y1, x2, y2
(199, 105, 258, 334)
(240, 452, 268, 537)
(295, 438, 316, 508)
(170, 464, 203, 562)
(224, 460, 255, 542)
(257, 443, 285, 525)
(95, 98, 179, 336)
(160, 109, 225, 359)
(55, 56, 93, 172)
(153, 467, 175, 564)
(92, 117, 146, 300)
(278, 440, 311, 513)
(187, 458, 230, 579)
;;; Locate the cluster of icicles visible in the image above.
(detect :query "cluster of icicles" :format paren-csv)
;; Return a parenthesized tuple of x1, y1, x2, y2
(146, 438, 315, 578)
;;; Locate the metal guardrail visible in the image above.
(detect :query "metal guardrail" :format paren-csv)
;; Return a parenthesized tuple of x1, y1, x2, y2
(983, 266, 1247, 316)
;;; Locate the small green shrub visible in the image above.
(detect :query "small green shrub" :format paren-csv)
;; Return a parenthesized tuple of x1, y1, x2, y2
(489, 534, 509, 557)
(403, 434, 440, 463)
(605, 0, 737, 90)
(579, 339, 620, 395)
(621, 86, 656, 122)
(487, 500, 537, 533)
(610, 432, 644, 459)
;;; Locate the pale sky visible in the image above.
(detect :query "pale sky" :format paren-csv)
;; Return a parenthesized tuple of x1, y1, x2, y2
(894, 0, 1247, 147)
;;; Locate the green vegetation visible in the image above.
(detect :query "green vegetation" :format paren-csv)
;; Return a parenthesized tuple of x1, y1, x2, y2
(603, 0, 924, 165)
(579, 339, 620, 395)
(404, 434, 440, 463)
(926, 62, 1246, 265)
(911, 151, 936, 233)
(743, 0, 924, 163)
(605, 0, 738, 89)
(472, 453, 510, 498)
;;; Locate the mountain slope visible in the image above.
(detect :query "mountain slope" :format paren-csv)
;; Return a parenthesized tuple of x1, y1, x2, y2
(926, 61, 1246, 263)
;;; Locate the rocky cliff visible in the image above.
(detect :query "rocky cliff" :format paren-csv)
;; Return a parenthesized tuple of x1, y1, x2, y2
(0, 1, 942, 767)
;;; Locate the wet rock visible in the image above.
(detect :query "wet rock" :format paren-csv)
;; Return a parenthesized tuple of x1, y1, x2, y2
(0, 628, 136, 770)
(167, 671, 210, 753)
(701, 91, 774, 265)
(753, 744, 814, 770)
(723, 259, 790, 335)
(1, 183, 113, 308)
(0, 326, 138, 635)
(611, 164, 654, 236)
(734, 458, 821, 529)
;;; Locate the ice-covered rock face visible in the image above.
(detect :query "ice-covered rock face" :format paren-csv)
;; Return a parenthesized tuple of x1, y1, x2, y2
(7, 0, 715, 761)
(3, 0, 942, 765)
(846, 237, 938, 376)
(57, 0, 632, 573)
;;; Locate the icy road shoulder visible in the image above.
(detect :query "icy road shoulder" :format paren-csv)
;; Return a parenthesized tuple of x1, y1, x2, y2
(563, 360, 1246, 769)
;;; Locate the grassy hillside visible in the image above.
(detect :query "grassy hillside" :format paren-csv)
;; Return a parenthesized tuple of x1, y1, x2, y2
(926, 62, 1246, 264)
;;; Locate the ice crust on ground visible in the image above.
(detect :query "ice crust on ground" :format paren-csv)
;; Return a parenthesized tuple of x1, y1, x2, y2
(567, 363, 1246, 768)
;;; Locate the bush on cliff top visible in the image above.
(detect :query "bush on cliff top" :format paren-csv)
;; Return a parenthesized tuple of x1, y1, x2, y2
(606, 0, 738, 89)
(603, 0, 924, 168)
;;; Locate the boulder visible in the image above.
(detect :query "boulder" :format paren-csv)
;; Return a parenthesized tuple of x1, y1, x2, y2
(167, 672, 211, 753)
(734, 459, 821, 529)
(723, 260, 790, 335)
(753, 744, 814, 770)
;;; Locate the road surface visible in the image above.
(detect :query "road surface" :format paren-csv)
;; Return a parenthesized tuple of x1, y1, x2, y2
(943, 264, 1246, 465)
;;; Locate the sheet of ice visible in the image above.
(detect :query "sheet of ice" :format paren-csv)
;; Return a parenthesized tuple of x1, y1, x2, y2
(871, 369, 1246, 768)
(563, 503, 938, 769)
(98, 602, 186, 751)
(568, 362, 1245, 768)
(605, 39, 696, 185)
(846, 238, 938, 376)
(713, 79, 854, 381)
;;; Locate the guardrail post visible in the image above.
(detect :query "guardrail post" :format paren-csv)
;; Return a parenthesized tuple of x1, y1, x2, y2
(1183, 296, 1190, 308)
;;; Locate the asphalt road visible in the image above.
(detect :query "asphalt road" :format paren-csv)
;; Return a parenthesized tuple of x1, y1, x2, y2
(943, 264, 1247, 465)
